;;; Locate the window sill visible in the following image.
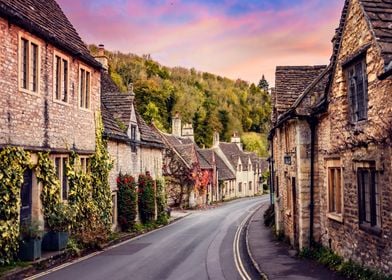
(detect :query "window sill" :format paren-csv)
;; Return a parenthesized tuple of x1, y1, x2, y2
(359, 223, 382, 237)
(79, 106, 92, 113)
(327, 212, 343, 223)
(53, 99, 70, 106)
(19, 88, 40, 97)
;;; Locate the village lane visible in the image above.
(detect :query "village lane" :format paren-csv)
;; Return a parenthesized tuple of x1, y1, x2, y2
(35, 196, 269, 280)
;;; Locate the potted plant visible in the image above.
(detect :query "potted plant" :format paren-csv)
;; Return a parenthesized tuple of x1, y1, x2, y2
(18, 219, 43, 261)
(42, 203, 72, 251)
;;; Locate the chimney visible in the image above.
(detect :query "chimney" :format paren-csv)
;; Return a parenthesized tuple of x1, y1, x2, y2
(213, 131, 220, 147)
(182, 123, 194, 141)
(231, 132, 243, 150)
(94, 44, 109, 72)
(172, 112, 181, 137)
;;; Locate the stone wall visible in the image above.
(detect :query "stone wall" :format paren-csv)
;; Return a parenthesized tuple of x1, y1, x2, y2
(316, 0, 392, 274)
(0, 19, 99, 152)
(140, 147, 163, 179)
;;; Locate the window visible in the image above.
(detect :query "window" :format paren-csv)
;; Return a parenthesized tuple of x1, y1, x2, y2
(54, 52, 69, 103)
(275, 176, 279, 197)
(328, 167, 343, 215)
(249, 181, 252, 191)
(112, 193, 117, 225)
(80, 157, 90, 173)
(286, 177, 292, 210)
(284, 126, 290, 152)
(54, 156, 68, 201)
(346, 58, 368, 122)
(238, 182, 242, 192)
(19, 35, 40, 93)
(358, 167, 380, 228)
(79, 66, 91, 109)
(130, 125, 137, 140)
(238, 164, 242, 172)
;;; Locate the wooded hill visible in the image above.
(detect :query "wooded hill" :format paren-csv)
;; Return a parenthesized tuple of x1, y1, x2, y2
(90, 45, 271, 156)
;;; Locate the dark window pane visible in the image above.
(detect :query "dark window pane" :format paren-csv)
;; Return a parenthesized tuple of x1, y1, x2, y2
(21, 38, 28, 89)
(62, 158, 68, 200)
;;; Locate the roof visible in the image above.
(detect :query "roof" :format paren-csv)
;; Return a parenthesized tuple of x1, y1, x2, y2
(360, 0, 392, 75)
(214, 152, 235, 180)
(101, 71, 121, 93)
(101, 92, 133, 128)
(197, 149, 214, 170)
(0, 0, 101, 69)
(174, 144, 197, 167)
(219, 142, 246, 169)
(274, 65, 327, 118)
(135, 112, 164, 148)
(101, 104, 128, 142)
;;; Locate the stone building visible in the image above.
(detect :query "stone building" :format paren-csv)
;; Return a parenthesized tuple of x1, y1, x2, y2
(101, 70, 164, 228)
(0, 0, 102, 225)
(269, 0, 392, 274)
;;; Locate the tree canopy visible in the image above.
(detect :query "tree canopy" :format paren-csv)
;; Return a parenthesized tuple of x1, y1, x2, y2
(90, 45, 271, 150)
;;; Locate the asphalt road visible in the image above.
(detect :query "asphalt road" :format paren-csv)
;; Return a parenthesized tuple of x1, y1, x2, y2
(35, 196, 269, 280)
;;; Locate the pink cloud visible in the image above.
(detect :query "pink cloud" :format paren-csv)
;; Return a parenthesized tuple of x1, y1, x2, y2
(57, 0, 343, 86)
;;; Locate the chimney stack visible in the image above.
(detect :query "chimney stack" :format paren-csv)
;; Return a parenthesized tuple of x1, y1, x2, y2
(94, 44, 109, 72)
(172, 112, 182, 137)
(213, 131, 220, 147)
(231, 132, 243, 150)
(182, 123, 194, 141)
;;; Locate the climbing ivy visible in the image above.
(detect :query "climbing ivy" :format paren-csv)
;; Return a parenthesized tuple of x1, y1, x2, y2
(156, 179, 168, 224)
(0, 147, 30, 265)
(138, 173, 156, 223)
(35, 152, 61, 220)
(91, 112, 113, 232)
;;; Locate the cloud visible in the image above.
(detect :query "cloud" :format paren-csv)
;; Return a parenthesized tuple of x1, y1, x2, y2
(57, 0, 343, 85)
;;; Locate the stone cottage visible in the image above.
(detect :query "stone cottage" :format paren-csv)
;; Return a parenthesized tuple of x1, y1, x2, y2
(100, 69, 164, 228)
(0, 0, 102, 225)
(269, 0, 392, 274)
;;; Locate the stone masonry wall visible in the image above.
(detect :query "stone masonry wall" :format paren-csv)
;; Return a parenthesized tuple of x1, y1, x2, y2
(316, 0, 392, 274)
(140, 147, 163, 179)
(0, 19, 99, 152)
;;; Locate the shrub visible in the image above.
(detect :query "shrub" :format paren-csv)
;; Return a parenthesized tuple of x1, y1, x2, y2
(156, 179, 168, 224)
(138, 173, 156, 224)
(117, 174, 137, 231)
(263, 204, 275, 227)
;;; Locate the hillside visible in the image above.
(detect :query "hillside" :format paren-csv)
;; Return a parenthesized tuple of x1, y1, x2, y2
(90, 45, 271, 154)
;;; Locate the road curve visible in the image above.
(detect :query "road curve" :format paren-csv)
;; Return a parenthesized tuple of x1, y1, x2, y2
(35, 196, 269, 280)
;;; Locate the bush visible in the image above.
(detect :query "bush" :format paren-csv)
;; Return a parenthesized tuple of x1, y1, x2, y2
(263, 204, 275, 227)
(138, 173, 156, 224)
(117, 174, 137, 231)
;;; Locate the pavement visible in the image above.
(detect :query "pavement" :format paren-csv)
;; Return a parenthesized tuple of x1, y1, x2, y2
(246, 204, 347, 280)
(29, 197, 267, 280)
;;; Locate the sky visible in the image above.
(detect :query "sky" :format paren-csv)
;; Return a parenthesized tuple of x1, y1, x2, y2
(57, 0, 344, 86)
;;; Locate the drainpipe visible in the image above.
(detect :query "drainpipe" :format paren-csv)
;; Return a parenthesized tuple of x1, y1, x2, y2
(308, 117, 317, 247)
(269, 135, 275, 205)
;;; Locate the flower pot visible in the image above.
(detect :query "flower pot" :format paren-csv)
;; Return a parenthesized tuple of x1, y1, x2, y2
(42, 231, 69, 251)
(18, 238, 42, 261)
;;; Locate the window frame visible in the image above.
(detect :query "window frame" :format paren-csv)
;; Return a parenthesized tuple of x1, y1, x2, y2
(357, 163, 381, 234)
(326, 159, 344, 222)
(53, 155, 69, 201)
(53, 50, 70, 105)
(345, 56, 368, 123)
(79, 64, 92, 110)
(18, 32, 41, 95)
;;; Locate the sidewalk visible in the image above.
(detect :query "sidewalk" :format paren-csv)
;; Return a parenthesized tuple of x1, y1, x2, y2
(247, 205, 346, 280)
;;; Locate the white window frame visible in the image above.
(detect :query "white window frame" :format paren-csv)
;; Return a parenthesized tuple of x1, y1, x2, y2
(18, 32, 41, 95)
(53, 50, 70, 104)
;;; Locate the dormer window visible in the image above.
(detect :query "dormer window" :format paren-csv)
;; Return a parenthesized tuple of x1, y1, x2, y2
(346, 58, 368, 122)
(131, 125, 137, 141)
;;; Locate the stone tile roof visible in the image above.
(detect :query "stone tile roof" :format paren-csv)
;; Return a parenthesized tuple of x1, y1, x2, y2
(101, 92, 133, 129)
(197, 149, 214, 170)
(175, 144, 197, 167)
(219, 143, 239, 167)
(0, 0, 101, 69)
(101, 104, 128, 142)
(274, 65, 327, 118)
(360, 0, 392, 71)
(101, 71, 121, 93)
(135, 112, 164, 148)
(214, 152, 236, 180)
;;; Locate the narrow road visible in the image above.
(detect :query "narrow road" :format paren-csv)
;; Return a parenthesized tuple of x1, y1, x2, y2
(35, 196, 269, 280)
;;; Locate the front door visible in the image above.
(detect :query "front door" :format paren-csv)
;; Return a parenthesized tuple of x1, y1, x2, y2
(20, 169, 33, 223)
